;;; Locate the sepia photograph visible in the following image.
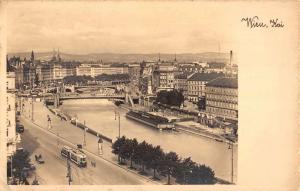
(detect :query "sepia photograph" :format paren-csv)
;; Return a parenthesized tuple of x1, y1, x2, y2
(2, 1, 299, 190)
(4, 1, 238, 186)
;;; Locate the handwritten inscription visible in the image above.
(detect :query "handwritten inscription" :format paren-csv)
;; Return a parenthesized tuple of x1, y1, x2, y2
(241, 16, 284, 29)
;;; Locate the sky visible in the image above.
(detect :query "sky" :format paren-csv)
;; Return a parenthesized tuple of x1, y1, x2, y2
(6, 1, 238, 54)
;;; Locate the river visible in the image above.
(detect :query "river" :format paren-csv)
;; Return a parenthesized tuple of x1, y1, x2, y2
(59, 99, 237, 182)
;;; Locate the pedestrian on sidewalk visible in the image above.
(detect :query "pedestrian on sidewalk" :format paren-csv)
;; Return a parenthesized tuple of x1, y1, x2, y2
(47, 115, 52, 129)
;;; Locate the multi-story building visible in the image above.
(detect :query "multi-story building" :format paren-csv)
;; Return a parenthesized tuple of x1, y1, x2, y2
(76, 64, 92, 76)
(14, 60, 24, 89)
(179, 64, 205, 74)
(187, 72, 225, 102)
(156, 63, 175, 92)
(61, 62, 77, 78)
(22, 63, 36, 88)
(128, 63, 141, 86)
(22, 51, 36, 88)
(53, 63, 62, 80)
(174, 73, 188, 98)
(36, 63, 54, 82)
(206, 62, 226, 74)
(91, 65, 129, 77)
(6, 72, 19, 157)
(205, 77, 238, 121)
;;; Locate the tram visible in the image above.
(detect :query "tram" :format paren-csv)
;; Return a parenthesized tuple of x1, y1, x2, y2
(61, 145, 87, 167)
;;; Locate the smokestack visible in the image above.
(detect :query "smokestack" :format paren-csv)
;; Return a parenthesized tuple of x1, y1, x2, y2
(230, 50, 233, 66)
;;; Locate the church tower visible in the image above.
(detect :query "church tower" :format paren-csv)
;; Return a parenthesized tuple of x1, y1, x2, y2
(30, 50, 34, 62)
(57, 48, 62, 62)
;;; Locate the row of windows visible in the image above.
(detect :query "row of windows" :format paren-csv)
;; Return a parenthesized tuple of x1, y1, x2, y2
(206, 87, 237, 95)
(188, 86, 205, 91)
(207, 107, 238, 118)
(188, 91, 205, 95)
(188, 81, 206, 85)
(206, 94, 238, 103)
(206, 100, 238, 110)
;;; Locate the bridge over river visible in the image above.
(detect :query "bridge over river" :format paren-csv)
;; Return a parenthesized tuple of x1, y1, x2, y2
(59, 94, 127, 100)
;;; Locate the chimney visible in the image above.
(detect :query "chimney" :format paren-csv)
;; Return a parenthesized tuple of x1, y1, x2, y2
(229, 50, 233, 66)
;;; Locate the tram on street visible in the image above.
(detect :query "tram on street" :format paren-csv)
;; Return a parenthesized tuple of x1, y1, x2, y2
(61, 145, 87, 167)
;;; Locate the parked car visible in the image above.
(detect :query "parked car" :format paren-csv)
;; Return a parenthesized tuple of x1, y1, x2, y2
(16, 124, 24, 133)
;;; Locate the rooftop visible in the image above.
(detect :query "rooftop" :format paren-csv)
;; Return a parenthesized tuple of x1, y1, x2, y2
(187, 72, 225, 82)
(175, 73, 187, 79)
(206, 77, 238, 88)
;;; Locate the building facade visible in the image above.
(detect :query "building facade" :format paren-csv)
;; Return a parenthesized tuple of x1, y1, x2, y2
(76, 64, 92, 76)
(156, 64, 175, 91)
(128, 63, 141, 86)
(187, 72, 225, 102)
(6, 72, 18, 157)
(90, 65, 129, 77)
(174, 74, 188, 98)
(205, 77, 238, 121)
(179, 64, 204, 74)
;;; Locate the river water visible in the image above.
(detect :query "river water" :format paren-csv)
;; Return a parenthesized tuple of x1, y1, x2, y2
(59, 99, 237, 182)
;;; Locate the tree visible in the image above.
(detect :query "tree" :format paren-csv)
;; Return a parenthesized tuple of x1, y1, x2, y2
(128, 138, 139, 168)
(133, 141, 151, 173)
(156, 90, 184, 107)
(187, 164, 215, 184)
(159, 151, 180, 184)
(9, 150, 31, 184)
(112, 136, 126, 163)
(119, 138, 133, 164)
(174, 157, 196, 184)
(147, 145, 164, 179)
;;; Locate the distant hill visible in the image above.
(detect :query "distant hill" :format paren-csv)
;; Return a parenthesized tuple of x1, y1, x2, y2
(8, 52, 232, 64)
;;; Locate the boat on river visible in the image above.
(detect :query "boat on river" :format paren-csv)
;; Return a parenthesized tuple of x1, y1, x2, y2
(126, 110, 174, 130)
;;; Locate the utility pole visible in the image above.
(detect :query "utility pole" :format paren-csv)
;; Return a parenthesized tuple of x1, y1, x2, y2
(66, 158, 72, 185)
(231, 143, 234, 183)
(115, 110, 121, 163)
(31, 97, 34, 121)
(114, 110, 121, 138)
(83, 120, 86, 146)
(228, 142, 234, 183)
(118, 114, 120, 138)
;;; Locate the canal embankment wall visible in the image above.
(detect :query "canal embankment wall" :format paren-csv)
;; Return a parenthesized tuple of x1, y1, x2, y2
(46, 105, 113, 143)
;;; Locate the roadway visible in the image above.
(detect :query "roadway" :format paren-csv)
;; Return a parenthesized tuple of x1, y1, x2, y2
(19, 113, 157, 185)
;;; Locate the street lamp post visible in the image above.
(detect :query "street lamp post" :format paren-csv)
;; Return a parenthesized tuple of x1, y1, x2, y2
(31, 97, 34, 122)
(66, 158, 72, 185)
(83, 120, 86, 146)
(115, 110, 121, 138)
(98, 137, 103, 155)
(228, 142, 234, 184)
(115, 110, 121, 163)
